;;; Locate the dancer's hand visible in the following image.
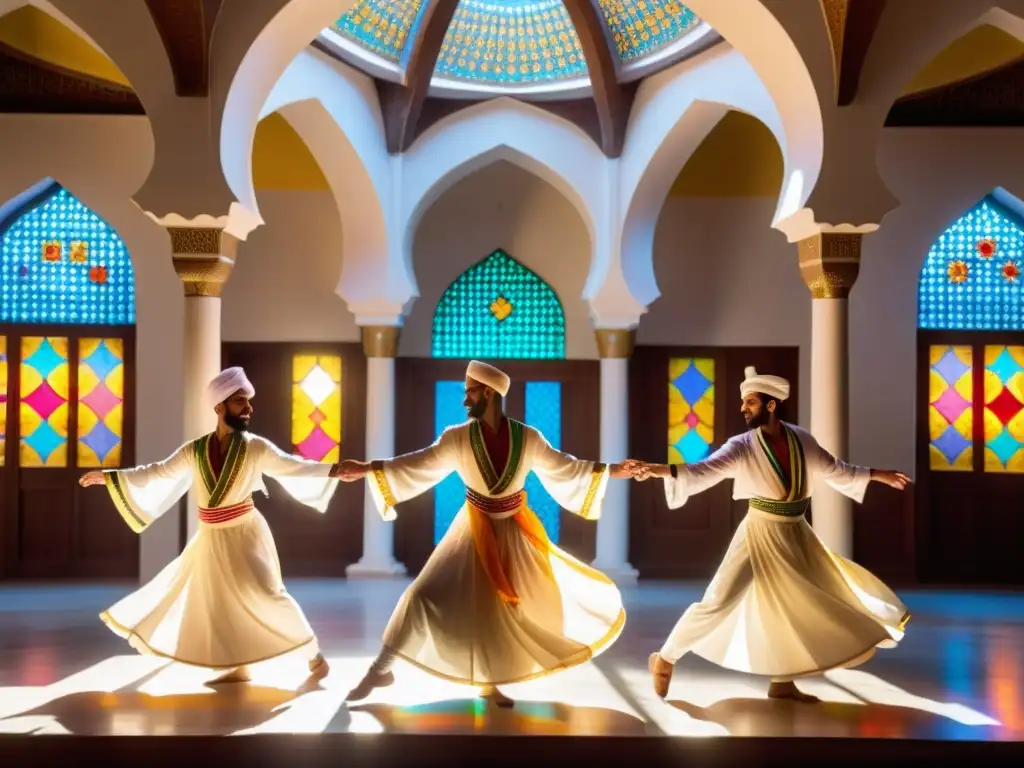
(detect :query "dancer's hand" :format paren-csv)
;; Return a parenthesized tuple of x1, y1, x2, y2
(333, 459, 370, 481)
(79, 471, 105, 487)
(619, 458, 647, 478)
(871, 469, 912, 490)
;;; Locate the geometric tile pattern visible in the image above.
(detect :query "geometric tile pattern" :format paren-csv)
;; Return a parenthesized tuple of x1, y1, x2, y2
(0, 336, 6, 467)
(928, 345, 974, 472)
(292, 355, 343, 464)
(524, 380, 561, 543)
(668, 357, 715, 464)
(434, 380, 468, 545)
(77, 338, 125, 468)
(983, 345, 1024, 474)
(432, 250, 565, 360)
(0, 183, 136, 325)
(19, 336, 70, 467)
(331, 1, 702, 85)
(918, 196, 1024, 330)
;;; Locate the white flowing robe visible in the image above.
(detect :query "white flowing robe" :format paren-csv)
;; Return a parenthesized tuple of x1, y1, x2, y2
(659, 423, 910, 679)
(100, 431, 339, 669)
(367, 418, 625, 686)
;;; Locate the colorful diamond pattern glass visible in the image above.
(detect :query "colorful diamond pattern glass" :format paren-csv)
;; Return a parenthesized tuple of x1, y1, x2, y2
(77, 338, 124, 468)
(19, 336, 69, 467)
(0, 335, 6, 467)
(332, 1, 701, 84)
(434, 380, 467, 544)
(928, 345, 974, 471)
(668, 357, 715, 464)
(982, 345, 1024, 473)
(524, 380, 561, 542)
(918, 196, 1024, 330)
(432, 249, 565, 359)
(1, 183, 135, 325)
(292, 355, 343, 464)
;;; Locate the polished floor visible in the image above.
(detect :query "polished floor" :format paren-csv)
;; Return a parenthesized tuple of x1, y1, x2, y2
(0, 578, 1021, 744)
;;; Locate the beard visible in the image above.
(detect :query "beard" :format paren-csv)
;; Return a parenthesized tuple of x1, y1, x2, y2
(224, 412, 250, 432)
(467, 398, 488, 420)
(745, 410, 770, 430)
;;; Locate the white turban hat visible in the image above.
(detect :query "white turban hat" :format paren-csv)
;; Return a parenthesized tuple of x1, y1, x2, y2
(740, 366, 790, 402)
(466, 360, 510, 397)
(207, 366, 255, 410)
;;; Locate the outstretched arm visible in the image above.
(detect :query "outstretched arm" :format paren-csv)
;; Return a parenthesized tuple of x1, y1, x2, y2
(628, 438, 745, 509)
(530, 435, 613, 521)
(256, 436, 339, 513)
(80, 442, 194, 534)
(806, 435, 911, 502)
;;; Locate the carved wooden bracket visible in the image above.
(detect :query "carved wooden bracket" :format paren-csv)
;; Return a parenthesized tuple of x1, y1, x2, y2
(821, 0, 888, 106)
(144, 0, 224, 97)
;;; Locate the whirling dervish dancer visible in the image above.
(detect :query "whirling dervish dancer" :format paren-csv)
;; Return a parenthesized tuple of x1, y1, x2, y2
(336, 360, 629, 706)
(80, 367, 343, 685)
(625, 367, 911, 703)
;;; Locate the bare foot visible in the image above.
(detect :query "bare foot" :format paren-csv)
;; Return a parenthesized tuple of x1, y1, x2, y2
(209, 665, 251, 685)
(345, 667, 395, 702)
(479, 685, 514, 708)
(767, 681, 820, 703)
(648, 652, 673, 699)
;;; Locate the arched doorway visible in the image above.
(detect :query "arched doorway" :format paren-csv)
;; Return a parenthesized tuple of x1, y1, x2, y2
(0, 181, 137, 579)
(394, 249, 600, 572)
(916, 193, 1024, 585)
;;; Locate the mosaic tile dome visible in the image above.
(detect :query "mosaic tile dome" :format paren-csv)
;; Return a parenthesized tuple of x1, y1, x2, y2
(326, 0, 706, 91)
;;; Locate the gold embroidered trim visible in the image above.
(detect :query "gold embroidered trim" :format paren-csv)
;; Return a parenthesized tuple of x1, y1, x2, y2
(579, 462, 607, 520)
(371, 459, 398, 508)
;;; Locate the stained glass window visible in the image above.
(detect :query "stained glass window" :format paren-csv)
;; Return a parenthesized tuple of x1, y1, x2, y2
(331, 0, 422, 63)
(597, 1, 701, 64)
(292, 355, 343, 463)
(434, 380, 466, 544)
(432, 249, 565, 360)
(19, 336, 69, 467)
(928, 345, 974, 472)
(668, 357, 715, 464)
(918, 196, 1024, 330)
(77, 338, 124, 468)
(1, 183, 135, 325)
(524, 381, 561, 542)
(983, 345, 1024, 473)
(0, 336, 6, 466)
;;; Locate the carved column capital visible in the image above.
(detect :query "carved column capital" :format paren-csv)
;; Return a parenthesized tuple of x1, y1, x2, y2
(169, 226, 239, 298)
(362, 325, 401, 358)
(797, 232, 863, 299)
(595, 328, 636, 359)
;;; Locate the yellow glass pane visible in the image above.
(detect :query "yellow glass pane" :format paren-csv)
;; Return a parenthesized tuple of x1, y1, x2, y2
(77, 338, 125, 468)
(291, 354, 342, 463)
(928, 344, 973, 473)
(667, 357, 715, 464)
(19, 336, 69, 467)
(0, 335, 6, 467)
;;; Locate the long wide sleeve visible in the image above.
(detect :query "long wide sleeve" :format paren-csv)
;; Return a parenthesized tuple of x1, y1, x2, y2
(664, 437, 744, 509)
(368, 427, 459, 521)
(804, 433, 871, 504)
(255, 436, 339, 513)
(530, 432, 609, 521)
(103, 442, 194, 534)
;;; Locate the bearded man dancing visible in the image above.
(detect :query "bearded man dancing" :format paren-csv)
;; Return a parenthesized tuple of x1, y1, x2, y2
(336, 361, 630, 706)
(80, 367, 343, 685)
(626, 367, 912, 703)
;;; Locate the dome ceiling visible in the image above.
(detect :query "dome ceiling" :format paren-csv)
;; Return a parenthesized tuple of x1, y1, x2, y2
(322, 1, 713, 96)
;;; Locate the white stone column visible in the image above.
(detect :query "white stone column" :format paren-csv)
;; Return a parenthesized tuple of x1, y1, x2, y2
(798, 232, 862, 558)
(346, 325, 406, 578)
(170, 227, 238, 543)
(591, 329, 639, 584)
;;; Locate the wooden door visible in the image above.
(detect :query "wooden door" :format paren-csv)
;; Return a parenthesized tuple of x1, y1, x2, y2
(394, 358, 600, 574)
(222, 341, 366, 576)
(1, 326, 137, 579)
(628, 345, 800, 579)
(916, 332, 1024, 585)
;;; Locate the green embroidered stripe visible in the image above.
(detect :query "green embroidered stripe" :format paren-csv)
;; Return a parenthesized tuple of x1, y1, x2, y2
(749, 497, 809, 516)
(787, 427, 807, 501)
(469, 421, 499, 490)
(105, 472, 148, 532)
(491, 420, 524, 495)
(755, 428, 788, 490)
(208, 433, 247, 508)
(195, 434, 216, 496)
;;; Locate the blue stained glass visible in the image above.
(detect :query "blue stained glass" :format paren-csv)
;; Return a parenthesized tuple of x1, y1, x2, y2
(932, 425, 972, 466)
(598, 1, 701, 64)
(987, 427, 1023, 467)
(524, 381, 561, 543)
(675, 428, 711, 464)
(918, 196, 1024, 330)
(82, 339, 122, 381)
(434, 380, 467, 545)
(1, 183, 135, 325)
(933, 347, 971, 386)
(673, 363, 712, 405)
(81, 420, 120, 463)
(432, 249, 565, 360)
(22, 338, 65, 380)
(23, 419, 66, 464)
(987, 347, 1024, 384)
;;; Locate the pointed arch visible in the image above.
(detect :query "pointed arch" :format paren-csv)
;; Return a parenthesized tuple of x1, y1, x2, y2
(431, 249, 566, 360)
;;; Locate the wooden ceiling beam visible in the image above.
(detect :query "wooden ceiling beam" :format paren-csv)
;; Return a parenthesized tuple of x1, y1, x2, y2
(378, 0, 460, 155)
(823, 0, 888, 106)
(144, 0, 224, 97)
(562, 0, 635, 158)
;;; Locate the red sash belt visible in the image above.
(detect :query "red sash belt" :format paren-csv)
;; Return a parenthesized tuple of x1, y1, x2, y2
(465, 487, 524, 516)
(199, 497, 254, 525)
